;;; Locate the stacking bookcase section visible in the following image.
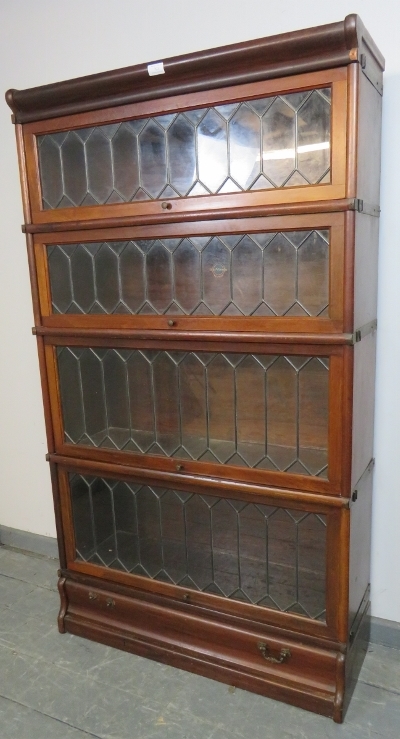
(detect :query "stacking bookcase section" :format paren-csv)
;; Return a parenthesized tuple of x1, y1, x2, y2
(61, 467, 333, 627)
(53, 457, 351, 717)
(44, 339, 350, 495)
(21, 69, 347, 226)
(7, 13, 383, 723)
(33, 213, 349, 335)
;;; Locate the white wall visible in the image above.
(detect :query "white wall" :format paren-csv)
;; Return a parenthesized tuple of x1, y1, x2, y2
(0, 0, 399, 621)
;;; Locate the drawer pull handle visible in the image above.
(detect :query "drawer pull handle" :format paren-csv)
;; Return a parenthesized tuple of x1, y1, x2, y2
(257, 642, 291, 664)
(106, 598, 115, 608)
(88, 591, 97, 600)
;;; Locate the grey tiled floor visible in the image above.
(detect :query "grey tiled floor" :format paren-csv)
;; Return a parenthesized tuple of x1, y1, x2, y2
(0, 546, 399, 738)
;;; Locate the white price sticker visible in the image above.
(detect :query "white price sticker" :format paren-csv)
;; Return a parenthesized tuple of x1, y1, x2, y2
(147, 62, 165, 76)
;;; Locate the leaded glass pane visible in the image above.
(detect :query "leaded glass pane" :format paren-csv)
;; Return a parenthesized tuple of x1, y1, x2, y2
(86, 129, 113, 203)
(112, 123, 140, 200)
(38, 87, 331, 208)
(138, 121, 168, 198)
(262, 98, 295, 186)
(58, 349, 329, 478)
(70, 473, 327, 620)
(47, 229, 330, 317)
(197, 109, 228, 192)
(168, 115, 196, 195)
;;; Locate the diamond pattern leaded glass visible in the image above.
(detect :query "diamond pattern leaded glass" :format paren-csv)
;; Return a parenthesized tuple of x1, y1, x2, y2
(38, 88, 331, 209)
(70, 473, 327, 620)
(58, 348, 329, 477)
(47, 230, 329, 317)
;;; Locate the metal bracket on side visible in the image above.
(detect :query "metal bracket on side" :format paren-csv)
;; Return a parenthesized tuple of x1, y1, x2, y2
(350, 459, 375, 506)
(351, 319, 377, 344)
(359, 53, 383, 95)
(350, 198, 381, 217)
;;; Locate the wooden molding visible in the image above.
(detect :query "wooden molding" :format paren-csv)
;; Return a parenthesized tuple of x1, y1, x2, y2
(6, 15, 383, 123)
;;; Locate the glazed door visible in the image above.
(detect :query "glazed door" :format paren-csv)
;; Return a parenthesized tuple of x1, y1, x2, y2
(23, 67, 348, 225)
(45, 339, 350, 495)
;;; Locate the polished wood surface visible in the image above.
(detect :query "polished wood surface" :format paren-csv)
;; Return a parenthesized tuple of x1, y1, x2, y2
(33, 213, 346, 334)
(21, 70, 348, 226)
(22, 197, 364, 233)
(6, 15, 384, 124)
(61, 574, 340, 718)
(7, 14, 383, 723)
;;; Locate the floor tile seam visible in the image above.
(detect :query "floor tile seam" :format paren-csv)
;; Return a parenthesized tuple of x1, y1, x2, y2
(164, 702, 246, 739)
(147, 705, 218, 739)
(357, 678, 400, 698)
(0, 546, 58, 563)
(0, 571, 57, 591)
(0, 691, 103, 738)
(46, 659, 168, 700)
(0, 641, 170, 703)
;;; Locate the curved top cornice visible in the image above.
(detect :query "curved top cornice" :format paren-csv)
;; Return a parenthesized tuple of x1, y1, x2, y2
(6, 14, 384, 123)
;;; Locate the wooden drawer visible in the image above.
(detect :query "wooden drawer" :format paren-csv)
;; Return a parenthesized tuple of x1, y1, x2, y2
(60, 573, 343, 719)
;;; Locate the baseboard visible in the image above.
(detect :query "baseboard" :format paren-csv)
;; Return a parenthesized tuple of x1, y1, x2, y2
(369, 616, 400, 649)
(0, 525, 58, 559)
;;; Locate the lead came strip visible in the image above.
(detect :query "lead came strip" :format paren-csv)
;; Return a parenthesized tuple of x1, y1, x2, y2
(38, 88, 331, 209)
(70, 473, 327, 620)
(57, 348, 329, 478)
(47, 230, 329, 318)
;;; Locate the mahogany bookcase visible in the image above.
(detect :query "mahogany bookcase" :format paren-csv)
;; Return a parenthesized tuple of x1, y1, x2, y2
(6, 13, 383, 722)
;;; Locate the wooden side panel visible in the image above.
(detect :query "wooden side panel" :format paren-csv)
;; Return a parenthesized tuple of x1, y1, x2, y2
(351, 332, 376, 488)
(356, 71, 383, 205)
(353, 212, 379, 330)
(342, 598, 370, 721)
(348, 464, 373, 632)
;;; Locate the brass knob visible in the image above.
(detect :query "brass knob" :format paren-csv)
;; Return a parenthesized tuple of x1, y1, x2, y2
(161, 201, 172, 210)
(176, 464, 183, 471)
(88, 592, 97, 600)
(168, 319, 175, 327)
(106, 597, 115, 608)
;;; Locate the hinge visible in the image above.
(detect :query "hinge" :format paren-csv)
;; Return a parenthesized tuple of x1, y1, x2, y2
(351, 198, 381, 217)
(351, 319, 377, 344)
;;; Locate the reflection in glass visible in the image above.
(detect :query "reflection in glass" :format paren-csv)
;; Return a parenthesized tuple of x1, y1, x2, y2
(48, 229, 329, 317)
(297, 91, 331, 183)
(168, 115, 196, 195)
(138, 121, 168, 198)
(262, 98, 295, 186)
(70, 473, 327, 619)
(229, 104, 260, 189)
(38, 87, 331, 208)
(197, 109, 228, 192)
(58, 348, 329, 478)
